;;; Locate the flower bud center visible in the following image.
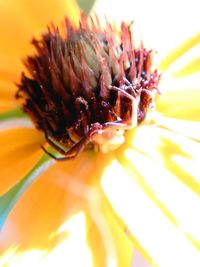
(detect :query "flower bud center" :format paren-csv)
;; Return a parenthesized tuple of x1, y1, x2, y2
(16, 14, 160, 160)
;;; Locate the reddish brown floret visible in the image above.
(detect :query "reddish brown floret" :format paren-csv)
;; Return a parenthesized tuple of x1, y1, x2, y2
(16, 13, 160, 159)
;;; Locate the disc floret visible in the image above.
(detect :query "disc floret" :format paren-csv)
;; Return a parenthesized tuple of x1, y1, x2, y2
(17, 13, 160, 159)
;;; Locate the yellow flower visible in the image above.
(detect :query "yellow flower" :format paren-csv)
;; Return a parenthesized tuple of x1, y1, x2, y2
(0, 1, 200, 267)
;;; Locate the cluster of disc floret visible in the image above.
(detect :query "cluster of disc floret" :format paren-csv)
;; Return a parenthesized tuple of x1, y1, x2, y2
(17, 13, 160, 159)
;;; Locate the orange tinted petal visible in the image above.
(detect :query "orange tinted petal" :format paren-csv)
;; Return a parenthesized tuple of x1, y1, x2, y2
(0, 99, 17, 113)
(0, 80, 18, 112)
(0, 0, 80, 112)
(0, 150, 133, 266)
(0, 151, 97, 251)
(0, 0, 80, 60)
(0, 128, 44, 195)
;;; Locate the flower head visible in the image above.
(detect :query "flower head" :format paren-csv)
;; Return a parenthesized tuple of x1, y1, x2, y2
(0, 0, 200, 266)
(16, 13, 160, 158)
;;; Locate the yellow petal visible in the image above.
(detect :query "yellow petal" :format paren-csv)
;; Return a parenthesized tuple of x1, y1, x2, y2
(159, 32, 200, 71)
(0, 151, 133, 266)
(0, 0, 79, 59)
(0, 99, 17, 113)
(1, 212, 94, 267)
(124, 125, 200, 248)
(0, 0, 80, 112)
(0, 128, 44, 195)
(125, 148, 200, 244)
(101, 157, 200, 266)
(0, 152, 95, 249)
(0, 80, 18, 112)
(92, 0, 199, 60)
(155, 115, 200, 141)
(85, 198, 133, 267)
(173, 57, 200, 78)
(165, 43, 200, 78)
(156, 71, 200, 120)
(100, 201, 133, 267)
(129, 125, 200, 193)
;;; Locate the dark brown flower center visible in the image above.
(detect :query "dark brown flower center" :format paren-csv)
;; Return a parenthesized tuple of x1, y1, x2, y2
(16, 13, 160, 159)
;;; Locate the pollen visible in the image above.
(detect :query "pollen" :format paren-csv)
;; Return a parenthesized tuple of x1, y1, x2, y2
(16, 13, 160, 160)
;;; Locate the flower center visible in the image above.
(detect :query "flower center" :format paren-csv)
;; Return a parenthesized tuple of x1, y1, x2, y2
(16, 13, 160, 160)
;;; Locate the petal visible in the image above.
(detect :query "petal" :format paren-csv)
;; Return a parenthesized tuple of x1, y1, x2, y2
(101, 157, 200, 266)
(0, 57, 20, 112)
(173, 57, 200, 78)
(0, 212, 94, 266)
(129, 125, 200, 192)
(0, 128, 44, 195)
(0, 99, 17, 113)
(156, 72, 200, 121)
(155, 115, 200, 141)
(126, 148, 200, 242)
(94, 152, 134, 266)
(0, 152, 96, 250)
(86, 195, 133, 267)
(158, 33, 200, 72)
(0, 151, 133, 266)
(124, 125, 200, 245)
(0, 0, 80, 112)
(100, 202, 133, 267)
(0, 0, 80, 60)
(92, 0, 199, 60)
